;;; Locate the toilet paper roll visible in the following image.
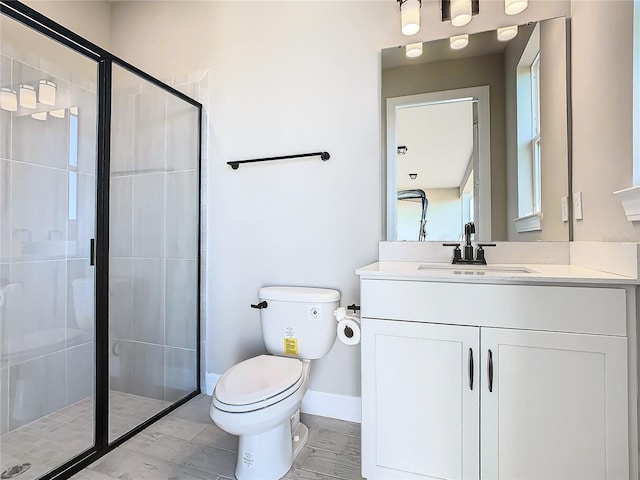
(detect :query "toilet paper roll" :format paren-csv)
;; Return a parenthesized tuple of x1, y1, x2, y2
(337, 316, 361, 346)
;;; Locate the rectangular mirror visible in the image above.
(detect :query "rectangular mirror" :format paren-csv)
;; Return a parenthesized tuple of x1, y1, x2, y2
(382, 16, 571, 242)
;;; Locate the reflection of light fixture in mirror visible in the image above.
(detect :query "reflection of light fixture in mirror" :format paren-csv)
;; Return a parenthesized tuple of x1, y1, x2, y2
(497, 25, 518, 42)
(38, 80, 56, 105)
(405, 42, 423, 58)
(50, 108, 66, 119)
(398, 0, 421, 36)
(0, 88, 17, 111)
(505, 0, 527, 15)
(409, 173, 418, 180)
(19, 84, 36, 109)
(398, 145, 408, 155)
(450, 0, 472, 26)
(450, 34, 469, 50)
(31, 111, 47, 121)
(70, 106, 79, 115)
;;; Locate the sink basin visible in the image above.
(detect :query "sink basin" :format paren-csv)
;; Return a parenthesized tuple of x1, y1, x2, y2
(418, 264, 535, 275)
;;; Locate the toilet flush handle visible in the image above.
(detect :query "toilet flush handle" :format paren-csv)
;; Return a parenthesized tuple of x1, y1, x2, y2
(250, 301, 268, 309)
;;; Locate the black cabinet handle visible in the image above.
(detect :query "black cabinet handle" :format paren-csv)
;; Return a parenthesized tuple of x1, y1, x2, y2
(250, 301, 268, 309)
(90, 238, 95, 266)
(488, 349, 494, 393)
(468, 348, 474, 390)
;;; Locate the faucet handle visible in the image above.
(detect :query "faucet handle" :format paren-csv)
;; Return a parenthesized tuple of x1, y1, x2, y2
(475, 243, 496, 264)
(443, 243, 462, 263)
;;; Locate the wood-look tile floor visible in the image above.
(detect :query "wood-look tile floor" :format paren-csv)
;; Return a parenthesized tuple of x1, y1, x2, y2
(72, 394, 364, 480)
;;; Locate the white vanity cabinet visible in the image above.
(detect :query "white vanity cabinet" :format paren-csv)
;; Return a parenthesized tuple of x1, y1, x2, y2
(359, 277, 633, 480)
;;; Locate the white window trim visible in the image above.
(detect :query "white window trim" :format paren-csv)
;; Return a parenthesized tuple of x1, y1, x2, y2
(514, 212, 543, 233)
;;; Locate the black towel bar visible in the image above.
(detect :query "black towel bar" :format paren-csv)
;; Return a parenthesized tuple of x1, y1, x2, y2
(227, 151, 330, 170)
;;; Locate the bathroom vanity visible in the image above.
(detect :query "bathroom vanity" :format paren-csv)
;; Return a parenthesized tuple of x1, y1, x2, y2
(357, 260, 639, 480)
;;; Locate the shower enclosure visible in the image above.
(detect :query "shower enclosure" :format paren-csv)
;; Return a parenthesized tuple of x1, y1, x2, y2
(0, 3, 201, 479)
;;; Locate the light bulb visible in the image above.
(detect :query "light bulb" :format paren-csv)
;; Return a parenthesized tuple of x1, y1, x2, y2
(19, 84, 36, 109)
(450, 34, 469, 50)
(0, 88, 17, 112)
(401, 0, 421, 36)
(31, 111, 47, 121)
(505, 0, 528, 15)
(497, 25, 518, 42)
(451, 0, 472, 27)
(50, 108, 66, 119)
(38, 80, 56, 106)
(406, 42, 423, 58)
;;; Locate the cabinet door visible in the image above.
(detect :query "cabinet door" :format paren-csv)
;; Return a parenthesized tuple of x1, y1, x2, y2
(361, 318, 480, 480)
(480, 327, 628, 480)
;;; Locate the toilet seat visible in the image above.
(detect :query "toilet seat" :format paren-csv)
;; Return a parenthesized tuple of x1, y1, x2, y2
(213, 355, 305, 413)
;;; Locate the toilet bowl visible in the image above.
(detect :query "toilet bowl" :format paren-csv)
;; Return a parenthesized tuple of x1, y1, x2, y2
(209, 286, 340, 480)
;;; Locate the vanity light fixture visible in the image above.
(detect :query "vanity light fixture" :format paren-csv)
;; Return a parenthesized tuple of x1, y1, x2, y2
(50, 108, 66, 119)
(69, 106, 79, 115)
(31, 111, 47, 121)
(450, 0, 472, 26)
(504, 0, 528, 15)
(450, 34, 469, 50)
(405, 42, 423, 58)
(497, 25, 518, 42)
(38, 80, 56, 106)
(398, 145, 408, 155)
(0, 88, 17, 112)
(409, 173, 418, 179)
(441, 0, 478, 26)
(398, 0, 421, 36)
(19, 84, 36, 109)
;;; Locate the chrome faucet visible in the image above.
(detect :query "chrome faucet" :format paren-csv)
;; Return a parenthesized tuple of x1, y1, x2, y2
(443, 222, 496, 265)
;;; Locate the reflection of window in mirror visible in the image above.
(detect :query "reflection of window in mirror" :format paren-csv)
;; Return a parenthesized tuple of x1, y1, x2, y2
(515, 23, 543, 232)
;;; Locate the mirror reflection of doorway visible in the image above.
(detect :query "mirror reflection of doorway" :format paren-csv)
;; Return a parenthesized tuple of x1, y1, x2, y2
(396, 98, 478, 241)
(386, 86, 491, 242)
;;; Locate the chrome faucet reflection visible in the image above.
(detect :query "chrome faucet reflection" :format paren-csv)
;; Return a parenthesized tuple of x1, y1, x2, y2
(443, 222, 496, 265)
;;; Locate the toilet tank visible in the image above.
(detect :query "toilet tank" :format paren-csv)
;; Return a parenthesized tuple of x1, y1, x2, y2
(258, 286, 340, 359)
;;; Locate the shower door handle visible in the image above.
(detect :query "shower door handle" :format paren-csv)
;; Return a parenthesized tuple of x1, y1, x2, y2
(90, 238, 95, 266)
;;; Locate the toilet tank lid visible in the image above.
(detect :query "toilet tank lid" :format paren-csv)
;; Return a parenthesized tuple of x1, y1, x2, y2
(259, 286, 340, 303)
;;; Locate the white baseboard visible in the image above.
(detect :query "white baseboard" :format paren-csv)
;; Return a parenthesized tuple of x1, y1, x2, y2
(204, 372, 361, 424)
(301, 389, 361, 423)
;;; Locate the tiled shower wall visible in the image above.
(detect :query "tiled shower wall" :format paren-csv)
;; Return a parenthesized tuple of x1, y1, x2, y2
(0, 52, 97, 434)
(108, 65, 199, 406)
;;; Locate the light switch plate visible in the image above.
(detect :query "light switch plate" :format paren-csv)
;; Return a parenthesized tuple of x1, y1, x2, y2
(561, 196, 569, 222)
(573, 192, 583, 220)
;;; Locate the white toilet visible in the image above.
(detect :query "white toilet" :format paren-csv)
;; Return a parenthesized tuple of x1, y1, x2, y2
(209, 286, 340, 480)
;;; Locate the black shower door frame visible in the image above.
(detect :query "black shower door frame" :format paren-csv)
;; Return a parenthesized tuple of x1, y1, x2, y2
(0, 2, 203, 478)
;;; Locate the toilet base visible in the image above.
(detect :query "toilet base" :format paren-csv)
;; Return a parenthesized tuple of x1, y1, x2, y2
(235, 415, 309, 480)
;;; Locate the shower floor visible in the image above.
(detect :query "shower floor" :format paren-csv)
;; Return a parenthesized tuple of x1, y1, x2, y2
(0, 391, 171, 480)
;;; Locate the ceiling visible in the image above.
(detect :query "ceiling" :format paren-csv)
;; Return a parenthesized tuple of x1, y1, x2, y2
(396, 100, 474, 191)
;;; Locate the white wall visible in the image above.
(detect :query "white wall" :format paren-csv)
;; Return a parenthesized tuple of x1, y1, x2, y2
(571, 0, 640, 242)
(22, 1, 112, 49)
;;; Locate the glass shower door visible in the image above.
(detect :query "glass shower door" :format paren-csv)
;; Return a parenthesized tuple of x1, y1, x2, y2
(108, 63, 199, 442)
(0, 12, 97, 479)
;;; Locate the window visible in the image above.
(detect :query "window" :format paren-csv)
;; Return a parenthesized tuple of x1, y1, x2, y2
(531, 52, 542, 214)
(515, 23, 543, 232)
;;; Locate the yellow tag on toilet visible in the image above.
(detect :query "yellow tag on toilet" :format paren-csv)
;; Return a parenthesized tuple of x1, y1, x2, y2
(284, 338, 299, 356)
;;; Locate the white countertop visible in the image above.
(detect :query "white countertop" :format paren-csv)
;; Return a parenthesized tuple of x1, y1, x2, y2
(356, 261, 640, 285)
